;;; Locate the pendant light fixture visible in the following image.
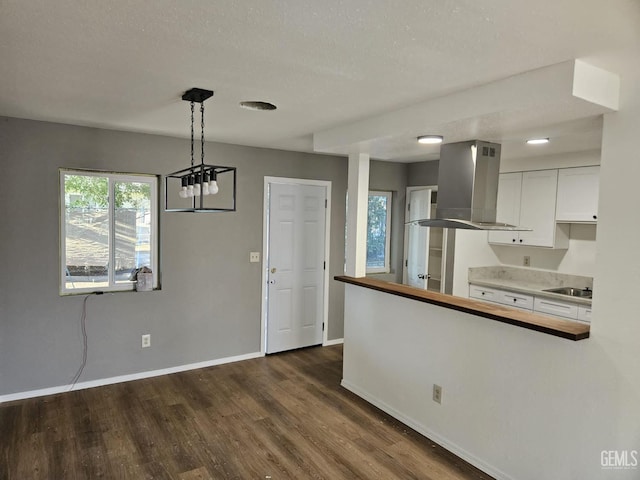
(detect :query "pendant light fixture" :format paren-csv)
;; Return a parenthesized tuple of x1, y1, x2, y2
(165, 88, 236, 212)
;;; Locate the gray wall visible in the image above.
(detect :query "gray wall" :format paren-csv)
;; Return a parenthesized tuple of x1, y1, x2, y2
(407, 160, 438, 186)
(0, 117, 347, 396)
(365, 159, 439, 283)
(368, 160, 408, 283)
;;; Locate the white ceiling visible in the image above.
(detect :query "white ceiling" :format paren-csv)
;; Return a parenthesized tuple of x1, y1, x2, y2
(1, 0, 638, 162)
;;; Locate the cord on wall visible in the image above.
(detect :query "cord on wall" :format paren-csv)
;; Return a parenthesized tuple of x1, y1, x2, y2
(68, 292, 102, 391)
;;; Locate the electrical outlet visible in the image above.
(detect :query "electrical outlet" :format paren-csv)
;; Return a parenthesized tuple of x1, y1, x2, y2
(433, 384, 442, 404)
(141, 334, 151, 348)
(249, 252, 260, 263)
(523, 256, 531, 267)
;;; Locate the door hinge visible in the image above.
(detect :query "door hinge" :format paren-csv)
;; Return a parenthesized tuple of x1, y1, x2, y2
(325, 199, 328, 208)
(405, 259, 408, 267)
(322, 322, 325, 331)
(323, 261, 326, 270)
(408, 203, 410, 212)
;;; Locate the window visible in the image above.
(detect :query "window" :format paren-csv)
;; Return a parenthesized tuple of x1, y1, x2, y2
(60, 169, 159, 294)
(366, 191, 392, 273)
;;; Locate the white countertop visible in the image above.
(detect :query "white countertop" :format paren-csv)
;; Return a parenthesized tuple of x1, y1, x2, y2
(468, 266, 592, 306)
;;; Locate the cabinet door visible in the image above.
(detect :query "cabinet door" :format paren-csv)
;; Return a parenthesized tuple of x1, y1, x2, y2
(469, 284, 502, 304)
(556, 166, 600, 222)
(488, 172, 522, 245)
(534, 297, 579, 320)
(518, 170, 558, 247)
(577, 305, 592, 323)
(500, 291, 534, 311)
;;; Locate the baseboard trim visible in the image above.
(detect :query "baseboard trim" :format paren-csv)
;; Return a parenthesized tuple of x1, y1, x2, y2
(323, 337, 344, 346)
(340, 379, 513, 480)
(0, 351, 264, 404)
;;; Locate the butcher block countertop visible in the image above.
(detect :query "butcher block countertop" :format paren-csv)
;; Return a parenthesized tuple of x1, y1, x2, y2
(335, 276, 590, 341)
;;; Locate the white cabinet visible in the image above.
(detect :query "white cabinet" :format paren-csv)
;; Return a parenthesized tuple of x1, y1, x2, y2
(533, 297, 579, 320)
(556, 166, 600, 223)
(469, 284, 502, 304)
(488, 170, 569, 248)
(470, 283, 591, 323)
(487, 172, 522, 245)
(577, 305, 592, 323)
(469, 284, 534, 312)
(501, 290, 534, 311)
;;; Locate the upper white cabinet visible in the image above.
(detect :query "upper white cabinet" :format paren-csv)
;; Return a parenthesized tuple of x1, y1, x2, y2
(555, 166, 600, 223)
(488, 170, 570, 248)
(487, 172, 522, 245)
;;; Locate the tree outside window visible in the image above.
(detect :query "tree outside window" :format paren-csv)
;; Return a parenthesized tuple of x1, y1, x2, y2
(367, 191, 392, 273)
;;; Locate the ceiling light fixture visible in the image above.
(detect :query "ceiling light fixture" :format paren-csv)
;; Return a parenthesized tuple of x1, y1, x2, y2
(240, 101, 277, 111)
(417, 135, 444, 145)
(165, 88, 236, 212)
(526, 138, 550, 145)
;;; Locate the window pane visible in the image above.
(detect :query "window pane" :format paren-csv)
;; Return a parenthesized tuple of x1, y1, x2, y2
(367, 194, 388, 269)
(114, 181, 152, 285)
(64, 174, 109, 290)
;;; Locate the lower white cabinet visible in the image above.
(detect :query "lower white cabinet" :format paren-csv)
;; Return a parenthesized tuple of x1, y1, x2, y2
(533, 297, 579, 320)
(578, 305, 592, 323)
(469, 283, 590, 323)
(469, 285, 502, 304)
(469, 285, 533, 312)
(501, 291, 535, 311)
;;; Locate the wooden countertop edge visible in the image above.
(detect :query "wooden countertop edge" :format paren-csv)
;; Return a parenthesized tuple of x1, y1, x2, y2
(335, 276, 590, 341)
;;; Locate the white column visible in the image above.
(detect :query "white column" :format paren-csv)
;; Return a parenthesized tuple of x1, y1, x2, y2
(345, 152, 370, 277)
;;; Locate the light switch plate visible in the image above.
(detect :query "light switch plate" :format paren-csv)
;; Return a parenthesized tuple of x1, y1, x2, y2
(250, 252, 260, 263)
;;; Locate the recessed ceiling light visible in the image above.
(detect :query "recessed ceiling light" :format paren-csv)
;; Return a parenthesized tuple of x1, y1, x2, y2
(417, 135, 443, 145)
(239, 101, 277, 111)
(526, 138, 550, 145)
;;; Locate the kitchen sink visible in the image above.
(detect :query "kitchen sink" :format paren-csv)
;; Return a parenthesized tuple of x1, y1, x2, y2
(542, 287, 593, 298)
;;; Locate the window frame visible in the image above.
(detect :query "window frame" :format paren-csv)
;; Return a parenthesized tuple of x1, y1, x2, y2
(59, 168, 159, 295)
(366, 190, 392, 274)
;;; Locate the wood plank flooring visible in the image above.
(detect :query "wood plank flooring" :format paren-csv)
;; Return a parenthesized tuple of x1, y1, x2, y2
(1, 345, 493, 480)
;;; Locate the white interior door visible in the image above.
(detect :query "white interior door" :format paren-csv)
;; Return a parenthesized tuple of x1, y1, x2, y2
(266, 182, 327, 354)
(406, 188, 432, 289)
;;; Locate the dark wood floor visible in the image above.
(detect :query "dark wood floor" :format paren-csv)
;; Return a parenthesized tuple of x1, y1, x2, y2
(1, 345, 493, 480)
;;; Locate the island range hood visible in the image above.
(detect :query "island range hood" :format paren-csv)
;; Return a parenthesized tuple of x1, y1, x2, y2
(412, 140, 530, 231)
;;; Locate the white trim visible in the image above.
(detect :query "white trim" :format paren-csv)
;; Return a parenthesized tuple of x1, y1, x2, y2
(402, 185, 437, 285)
(0, 351, 263, 404)
(59, 168, 159, 295)
(323, 337, 344, 346)
(261, 176, 332, 353)
(340, 379, 513, 480)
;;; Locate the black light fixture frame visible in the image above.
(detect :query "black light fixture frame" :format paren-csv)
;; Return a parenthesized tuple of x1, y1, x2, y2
(165, 88, 237, 213)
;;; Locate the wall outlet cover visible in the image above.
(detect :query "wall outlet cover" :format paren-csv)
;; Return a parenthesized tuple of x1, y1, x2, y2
(142, 334, 151, 348)
(433, 384, 442, 404)
(250, 252, 261, 263)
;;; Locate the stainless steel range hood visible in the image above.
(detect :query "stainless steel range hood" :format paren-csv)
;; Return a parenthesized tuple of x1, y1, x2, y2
(411, 140, 529, 231)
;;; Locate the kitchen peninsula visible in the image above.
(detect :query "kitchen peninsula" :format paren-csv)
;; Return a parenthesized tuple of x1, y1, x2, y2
(336, 275, 594, 479)
(335, 276, 589, 341)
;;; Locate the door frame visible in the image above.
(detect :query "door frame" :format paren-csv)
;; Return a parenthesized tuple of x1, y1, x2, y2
(261, 176, 332, 355)
(402, 185, 437, 285)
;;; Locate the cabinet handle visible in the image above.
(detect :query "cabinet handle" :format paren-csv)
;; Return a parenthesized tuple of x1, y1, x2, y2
(481, 292, 485, 295)
(519, 239, 523, 243)
(512, 238, 516, 243)
(593, 215, 597, 220)
(513, 298, 517, 302)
